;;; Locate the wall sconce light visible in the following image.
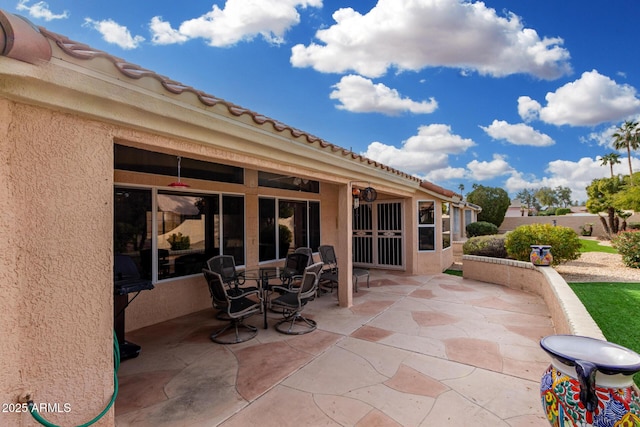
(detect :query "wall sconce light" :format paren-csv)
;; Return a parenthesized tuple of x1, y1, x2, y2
(168, 156, 190, 188)
(352, 187, 361, 209)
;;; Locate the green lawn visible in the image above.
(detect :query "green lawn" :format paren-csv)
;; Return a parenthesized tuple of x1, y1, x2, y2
(444, 269, 462, 277)
(579, 238, 618, 254)
(568, 281, 640, 385)
(570, 238, 640, 385)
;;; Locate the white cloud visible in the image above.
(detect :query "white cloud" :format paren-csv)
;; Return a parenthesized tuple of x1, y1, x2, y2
(504, 156, 640, 202)
(467, 154, 513, 180)
(363, 124, 475, 175)
(519, 70, 640, 126)
(83, 18, 145, 50)
(149, 0, 322, 47)
(329, 75, 438, 115)
(480, 120, 554, 147)
(425, 166, 467, 182)
(149, 16, 189, 45)
(16, 0, 68, 21)
(583, 123, 622, 148)
(517, 96, 542, 122)
(291, 0, 571, 79)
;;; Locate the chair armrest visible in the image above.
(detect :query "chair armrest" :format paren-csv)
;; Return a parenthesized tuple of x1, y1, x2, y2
(270, 285, 297, 294)
(228, 289, 260, 300)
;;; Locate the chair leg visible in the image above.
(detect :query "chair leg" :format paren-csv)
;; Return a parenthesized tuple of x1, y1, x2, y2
(210, 319, 258, 344)
(275, 312, 317, 335)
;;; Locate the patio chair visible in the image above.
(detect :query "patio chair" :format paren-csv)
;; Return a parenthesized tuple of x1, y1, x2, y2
(318, 245, 370, 293)
(202, 269, 261, 344)
(294, 247, 314, 266)
(269, 262, 323, 335)
(280, 252, 310, 287)
(266, 252, 310, 314)
(207, 255, 255, 295)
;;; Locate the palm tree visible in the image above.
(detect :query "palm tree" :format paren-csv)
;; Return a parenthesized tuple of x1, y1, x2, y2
(600, 152, 621, 178)
(612, 120, 640, 185)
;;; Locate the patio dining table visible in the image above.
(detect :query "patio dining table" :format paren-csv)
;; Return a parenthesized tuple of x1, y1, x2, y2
(242, 267, 281, 329)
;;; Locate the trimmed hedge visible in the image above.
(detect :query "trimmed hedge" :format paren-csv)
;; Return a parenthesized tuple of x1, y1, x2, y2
(466, 221, 499, 238)
(462, 235, 507, 259)
(504, 223, 581, 266)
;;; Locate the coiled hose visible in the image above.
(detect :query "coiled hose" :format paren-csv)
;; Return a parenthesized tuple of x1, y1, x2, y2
(27, 330, 120, 427)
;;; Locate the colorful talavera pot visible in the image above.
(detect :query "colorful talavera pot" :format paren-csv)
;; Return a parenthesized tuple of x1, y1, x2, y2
(540, 335, 640, 427)
(530, 245, 553, 266)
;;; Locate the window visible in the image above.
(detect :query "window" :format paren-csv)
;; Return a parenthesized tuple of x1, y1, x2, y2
(464, 210, 473, 231)
(452, 206, 461, 238)
(114, 188, 152, 276)
(114, 186, 245, 281)
(418, 200, 435, 251)
(259, 198, 321, 262)
(115, 144, 243, 184)
(442, 202, 451, 249)
(157, 191, 245, 278)
(258, 171, 319, 193)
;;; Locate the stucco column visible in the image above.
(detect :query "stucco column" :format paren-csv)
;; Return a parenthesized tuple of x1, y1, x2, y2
(337, 184, 353, 307)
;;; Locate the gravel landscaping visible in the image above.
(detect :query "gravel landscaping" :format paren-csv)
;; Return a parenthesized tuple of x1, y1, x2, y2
(555, 251, 640, 283)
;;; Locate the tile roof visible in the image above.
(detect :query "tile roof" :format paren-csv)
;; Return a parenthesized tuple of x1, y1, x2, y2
(0, 10, 462, 200)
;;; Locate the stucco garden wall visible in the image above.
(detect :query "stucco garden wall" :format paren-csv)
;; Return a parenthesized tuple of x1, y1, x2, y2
(1, 101, 114, 426)
(462, 255, 604, 339)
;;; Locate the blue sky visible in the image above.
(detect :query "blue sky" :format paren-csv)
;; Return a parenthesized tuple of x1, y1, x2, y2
(10, 0, 640, 202)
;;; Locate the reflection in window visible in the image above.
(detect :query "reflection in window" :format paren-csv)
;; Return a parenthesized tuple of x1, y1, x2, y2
(258, 171, 320, 193)
(259, 198, 276, 262)
(113, 188, 245, 281)
(157, 192, 212, 279)
(418, 201, 435, 251)
(156, 192, 245, 279)
(222, 195, 245, 265)
(114, 188, 152, 275)
(259, 198, 321, 262)
(114, 144, 243, 184)
(309, 201, 320, 251)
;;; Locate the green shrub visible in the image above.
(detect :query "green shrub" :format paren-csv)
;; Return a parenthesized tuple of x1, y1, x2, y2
(168, 232, 190, 250)
(504, 223, 581, 266)
(612, 231, 640, 268)
(466, 221, 499, 237)
(628, 222, 640, 230)
(463, 235, 507, 258)
(555, 208, 571, 215)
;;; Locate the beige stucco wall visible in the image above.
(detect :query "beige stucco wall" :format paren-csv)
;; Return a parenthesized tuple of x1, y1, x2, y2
(1, 100, 114, 426)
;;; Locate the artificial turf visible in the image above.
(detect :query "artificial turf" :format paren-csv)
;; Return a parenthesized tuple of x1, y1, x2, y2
(569, 281, 640, 386)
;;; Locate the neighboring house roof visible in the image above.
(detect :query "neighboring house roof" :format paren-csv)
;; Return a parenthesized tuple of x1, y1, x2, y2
(0, 9, 466, 203)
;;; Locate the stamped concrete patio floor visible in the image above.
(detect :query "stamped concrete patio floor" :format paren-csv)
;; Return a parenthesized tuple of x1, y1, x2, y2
(115, 271, 554, 426)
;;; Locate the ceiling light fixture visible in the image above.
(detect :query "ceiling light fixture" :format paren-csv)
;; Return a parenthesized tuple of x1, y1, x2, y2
(168, 156, 190, 188)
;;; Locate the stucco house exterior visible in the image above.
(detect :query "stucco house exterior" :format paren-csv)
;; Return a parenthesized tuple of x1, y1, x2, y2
(0, 10, 479, 425)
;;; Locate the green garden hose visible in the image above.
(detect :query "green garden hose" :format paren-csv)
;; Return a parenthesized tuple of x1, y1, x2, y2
(27, 330, 120, 427)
